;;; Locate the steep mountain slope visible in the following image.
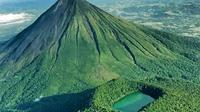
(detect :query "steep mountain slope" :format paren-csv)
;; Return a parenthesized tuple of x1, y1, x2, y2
(0, 0, 200, 111)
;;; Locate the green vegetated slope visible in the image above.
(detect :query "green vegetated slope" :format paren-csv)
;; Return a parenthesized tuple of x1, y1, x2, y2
(9, 78, 200, 112)
(84, 78, 200, 112)
(0, 0, 200, 111)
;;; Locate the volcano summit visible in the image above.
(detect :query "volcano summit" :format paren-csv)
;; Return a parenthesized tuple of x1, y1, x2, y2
(0, 0, 200, 111)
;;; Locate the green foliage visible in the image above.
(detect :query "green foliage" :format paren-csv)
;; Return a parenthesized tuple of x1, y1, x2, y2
(0, 0, 200, 111)
(83, 78, 200, 112)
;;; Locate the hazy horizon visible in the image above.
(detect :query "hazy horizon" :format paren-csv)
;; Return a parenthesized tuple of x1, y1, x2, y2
(0, 0, 199, 41)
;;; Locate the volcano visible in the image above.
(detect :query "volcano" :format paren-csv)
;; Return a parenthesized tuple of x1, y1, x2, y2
(1, 0, 200, 111)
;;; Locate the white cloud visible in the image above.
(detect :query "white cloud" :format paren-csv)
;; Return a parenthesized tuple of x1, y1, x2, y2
(141, 22, 164, 30)
(164, 11, 179, 16)
(0, 13, 32, 26)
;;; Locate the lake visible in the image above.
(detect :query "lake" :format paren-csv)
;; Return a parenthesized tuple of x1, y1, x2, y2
(112, 92, 155, 112)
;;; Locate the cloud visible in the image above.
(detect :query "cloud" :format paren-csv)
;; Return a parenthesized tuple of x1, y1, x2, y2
(0, 13, 32, 26)
(141, 22, 164, 30)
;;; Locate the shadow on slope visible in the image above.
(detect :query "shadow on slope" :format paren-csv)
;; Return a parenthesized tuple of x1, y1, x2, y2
(17, 89, 95, 112)
(139, 85, 165, 99)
